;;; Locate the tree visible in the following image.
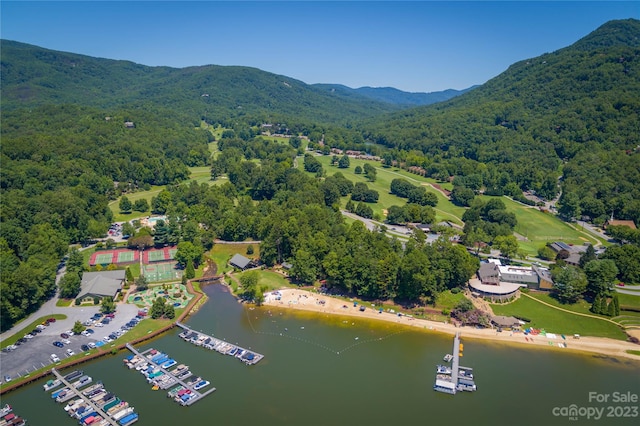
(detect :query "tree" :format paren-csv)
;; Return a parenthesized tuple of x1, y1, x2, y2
(125, 267, 134, 283)
(72, 320, 85, 335)
(135, 274, 149, 291)
(579, 244, 597, 268)
(354, 165, 363, 174)
(239, 271, 259, 300)
(290, 248, 318, 284)
(100, 296, 116, 314)
(121, 222, 135, 238)
(303, 154, 322, 173)
(133, 198, 149, 212)
(150, 296, 167, 319)
(119, 196, 132, 213)
(338, 155, 350, 169)
(552, 266, 587, 303)
(246, 244, 254, 255)
(558, 192, 581, 221)
(493, 235, 519, 259)
(174, 241, 204, 268)
(185, 259, 195, 279)
(612, 294, 620, 316)
(59, 272, 81, 299)
(537, 245, 556, 261)
(164, 303, 176, 319)
(450, 186, 475, 207)
(363, 163, 377, 182)
(584, 259, 619, 297)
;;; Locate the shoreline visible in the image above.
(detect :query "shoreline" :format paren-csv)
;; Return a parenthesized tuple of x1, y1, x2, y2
(262, 288, 640, 362)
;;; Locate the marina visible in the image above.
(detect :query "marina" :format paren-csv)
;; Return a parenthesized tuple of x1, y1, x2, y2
(433, 333, 477, 395)
(0, 404, 26, 426)
(47, 368, 138, 425)
(124, 344, 216, 406)
(176, 322, 264, 365)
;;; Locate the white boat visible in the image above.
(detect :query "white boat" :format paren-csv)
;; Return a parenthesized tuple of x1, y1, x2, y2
(443, 354, 453, 362)
(0, 404, 12, 416)
(43, 379, 62, 391)
(436, 365, 452, 375)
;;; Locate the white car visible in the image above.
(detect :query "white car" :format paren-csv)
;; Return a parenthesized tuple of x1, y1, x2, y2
(66, 349, 75, 356)
(81, 330, 90, 337)
(65, 330, 74, 336)
(51, 354, 60, 362)
(87, 342, 96, 349)
(103, 337, 112, 343)
(94, 322, 103, 328)
(61, 339, 71, 345)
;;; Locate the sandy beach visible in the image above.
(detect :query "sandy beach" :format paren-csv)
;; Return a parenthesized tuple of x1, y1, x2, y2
(262, 288, 640, 362)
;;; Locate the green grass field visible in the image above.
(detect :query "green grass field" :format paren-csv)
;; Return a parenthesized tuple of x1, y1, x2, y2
(478, 195, 605, 256)
(434, 290, 467, 310)
(491, 295, 627, 339)
(298, 155, 465, 223)
(208, 243, 260, 274)
(237, 270, 293, 292)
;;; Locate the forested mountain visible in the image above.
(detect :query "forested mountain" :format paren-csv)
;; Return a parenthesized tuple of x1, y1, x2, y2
(312, 84, 476, 106)
(0, 39, 401, 124)
(361, 19, 640, 224)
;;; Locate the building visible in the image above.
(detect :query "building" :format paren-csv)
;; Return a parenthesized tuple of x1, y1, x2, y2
(604, 219, 637, 230)
(469, 259, 554, 301)
(76, 270, 125, 303)
(229, 254, 253, 270)
(491, 315, 521, 329)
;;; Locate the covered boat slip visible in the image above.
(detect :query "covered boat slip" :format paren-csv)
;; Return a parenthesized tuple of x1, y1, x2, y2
(176, 322, 264, 365)
(433, 333, 477, 395)
(47, 368, 138, 425)
(124, 344, 216, 407)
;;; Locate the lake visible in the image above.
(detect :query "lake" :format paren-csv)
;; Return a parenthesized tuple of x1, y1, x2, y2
(4, 284, 639, 425)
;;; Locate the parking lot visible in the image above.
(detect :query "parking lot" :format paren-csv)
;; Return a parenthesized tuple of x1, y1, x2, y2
(1, 303, 141, 383)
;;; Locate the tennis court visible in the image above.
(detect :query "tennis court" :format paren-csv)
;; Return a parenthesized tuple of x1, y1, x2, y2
(117, 251, 135, 263)
(148, 250, 167, 262)
(143, 262, 182, 282)
(93, 252, 114, 264)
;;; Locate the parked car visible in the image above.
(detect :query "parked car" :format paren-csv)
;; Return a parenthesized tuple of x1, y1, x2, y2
(60, 333, 70, 339)
(105, 313, 115, 319)
(53, 341, 64, 348)
(80, 344, 90, 351)
(50, 354, 60, 362)
(88, 342, 96, 349)
(66, 349, 75, 356)
(61, 339, 71, 345)
(46, 318, 57, 323)
(4, 375, 12, 383)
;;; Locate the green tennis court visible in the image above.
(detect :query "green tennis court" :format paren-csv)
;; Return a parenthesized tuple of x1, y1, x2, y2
(168, 249, 177, 259)
(117, 251, 135, 262)
(148, 250, 167, 262)
(94, 253, 114, 264)
(143, 262, 181, 282)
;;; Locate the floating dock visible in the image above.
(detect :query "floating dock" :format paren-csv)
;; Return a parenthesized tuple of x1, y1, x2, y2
(48, 368, 138, 425)
(176, 322, 264, 365)
(124, 344, 216, 406)
(433, 333, 477, 395)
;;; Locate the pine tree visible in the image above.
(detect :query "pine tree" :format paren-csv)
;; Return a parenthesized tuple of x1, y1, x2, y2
(185, 259, 195, 279)
(612, 294, 620, 316)
(591, 294, 602, 314)
(126, 267, 134, 282)
(607, 299, 615, 317)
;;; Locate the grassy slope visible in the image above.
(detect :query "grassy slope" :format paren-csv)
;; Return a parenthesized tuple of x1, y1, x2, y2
(491, 295, 627, 339)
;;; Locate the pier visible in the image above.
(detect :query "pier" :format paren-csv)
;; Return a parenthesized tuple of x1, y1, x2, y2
(433, 332, 477, 395)
(176, 322, 264, 365)
(124, 343, 216, 406)
(49, 368, 119, 426)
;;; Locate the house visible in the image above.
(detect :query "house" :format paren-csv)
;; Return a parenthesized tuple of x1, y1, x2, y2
(469, 259, 554, 301)
(604, 219, 637, 230)
(491, 315, 521, 329)
(76, 270, 125, 303)
(229, 254, 253, 270)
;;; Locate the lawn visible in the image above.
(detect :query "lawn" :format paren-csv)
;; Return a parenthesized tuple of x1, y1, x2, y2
(491, 295, 627, 340)
(617, 292, 640, 310)
(479, 195, 604, 256)
(298, 154, 465, 223)
(237, 270, 293, 292)
(208, 243, 260, 275)
(435, 290, 467, 310)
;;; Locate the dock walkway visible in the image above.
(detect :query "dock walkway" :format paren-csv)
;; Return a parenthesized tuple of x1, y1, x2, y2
(176, 322, 264, 365)
(124, 343, 216, 406)
(50, 368, 119, 426)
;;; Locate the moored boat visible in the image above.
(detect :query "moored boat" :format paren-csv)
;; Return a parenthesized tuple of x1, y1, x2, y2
(0, 404, 11, 417)
(43, 379, 62, 391)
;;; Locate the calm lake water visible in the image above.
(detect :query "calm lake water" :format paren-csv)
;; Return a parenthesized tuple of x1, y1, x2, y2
(4, 284, 639, 425)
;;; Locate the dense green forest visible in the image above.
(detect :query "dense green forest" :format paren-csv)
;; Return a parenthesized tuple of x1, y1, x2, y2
(358, 19, 640, 225)
(1, 19, 639, 330)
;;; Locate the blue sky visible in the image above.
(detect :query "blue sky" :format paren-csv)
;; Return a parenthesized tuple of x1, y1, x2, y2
(2, 1, 638, 92)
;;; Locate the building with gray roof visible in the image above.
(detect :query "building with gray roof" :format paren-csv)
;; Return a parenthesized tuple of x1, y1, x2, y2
(77, 270, 125, 303)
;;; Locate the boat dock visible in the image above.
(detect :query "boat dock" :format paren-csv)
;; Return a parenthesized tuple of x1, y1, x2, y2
(433, 333, 477, 395)
(49, 368, 131, 426)
(124, 344, 216, 406)
(176, 322, 264, 365)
